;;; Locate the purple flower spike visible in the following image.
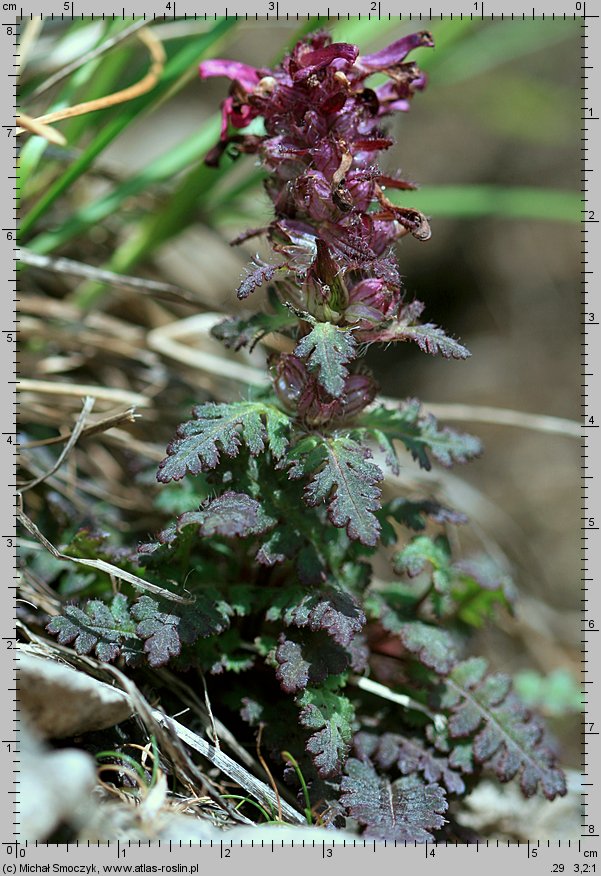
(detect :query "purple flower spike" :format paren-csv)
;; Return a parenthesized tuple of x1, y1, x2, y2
(200, 31, 473, 425)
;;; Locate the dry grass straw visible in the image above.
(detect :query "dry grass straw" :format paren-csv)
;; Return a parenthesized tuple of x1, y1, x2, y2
(17, 28, 166, 143)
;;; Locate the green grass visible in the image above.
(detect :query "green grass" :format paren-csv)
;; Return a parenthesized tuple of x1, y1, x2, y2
(18, 17, 580, 309)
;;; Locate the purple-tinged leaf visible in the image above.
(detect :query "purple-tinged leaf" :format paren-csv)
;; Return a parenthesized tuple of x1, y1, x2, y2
(274, 632, 349, 694)
(397, 622, 457, 675)
(288, 435, 383, 546)
(340, 759, 447, 842)
(375, 610, 457, 675)
(130, 594, 232, 668)
(294, 323, 357, 398)
(237, 262, 279, 299)
(355, 732, 465, 795)
(269, 584, 365, 646)
(352, 399, 481, 474)
(293, 587, 365, 647)
(369, 320, 471, 359)
(298, 687, 354, 778)
(382, 497, 467, 533)
(440, 658, 567, 800)
(179, 491, 277, 539)
(157, 401, 290, 483)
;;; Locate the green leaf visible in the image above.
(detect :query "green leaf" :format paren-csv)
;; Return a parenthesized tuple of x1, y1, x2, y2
(47, 593, 140, 664)
(295, 323, 357, 398)
(288, 435, 383, 547)
(394, 535, 453, 594)
(395, 621, 458, 676)
(297, 686, 354, 778)
(340, 759, 447, 842)
(157, 401, 290, 483)
(513, 668, 583, 717)
(440, 658, 567, 799)
(352, 399, 481, 474)
(212, 305, 297, 352)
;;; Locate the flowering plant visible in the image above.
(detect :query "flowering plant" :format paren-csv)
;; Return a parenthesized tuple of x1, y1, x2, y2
(49, 31, 566, 838)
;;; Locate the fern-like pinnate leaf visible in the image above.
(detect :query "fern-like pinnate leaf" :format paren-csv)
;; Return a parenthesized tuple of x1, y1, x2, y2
(48, 590, 232, 669)
(352, 399, 481, 474)
(355, 731, 465, 795)
(157, 401, 290, 483)
(237, 261, 279, 299)
(340, 759, 447, 842)
(440, 658, 567, 799)
(297, 687, 354, 778)
(374, 321, 471, 359)
(382, 497, 467, 533)
(47, 593, 139, 664)
(295, 323, 357, 397)
(288, 435, 383, 546)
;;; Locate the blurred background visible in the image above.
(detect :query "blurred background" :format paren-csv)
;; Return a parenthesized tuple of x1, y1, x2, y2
(18, 16, 582, 772)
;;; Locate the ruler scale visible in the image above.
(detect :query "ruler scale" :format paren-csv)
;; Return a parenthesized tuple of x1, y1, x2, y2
(8, 3, 598, 872)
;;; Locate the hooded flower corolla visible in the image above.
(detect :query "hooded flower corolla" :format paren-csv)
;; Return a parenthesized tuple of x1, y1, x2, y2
(199, 29, 434, 270)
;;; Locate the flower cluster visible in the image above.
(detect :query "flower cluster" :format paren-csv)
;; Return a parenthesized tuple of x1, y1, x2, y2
(201, 30, 469, 427)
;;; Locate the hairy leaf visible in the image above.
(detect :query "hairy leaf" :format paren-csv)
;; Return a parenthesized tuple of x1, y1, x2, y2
(298, 687, 354, 778)
(131, 597, 181, 667)
(237, 261, 279, 299)
(178, 491, 277, 539)
(157, 401, 290, 482)
(340, 759, 447, 841)
(295, 323, 357, 397)
(274, 632, 349, 694)
(288, 435, 383, 546)
(372, 319, 470, 359)
(352, 399, 481, 474)
(440, 658, 567, 799)
(47, 593, 140, 664)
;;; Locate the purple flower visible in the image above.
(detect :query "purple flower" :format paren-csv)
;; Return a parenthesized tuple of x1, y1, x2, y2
(201, 31, 440, 424)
